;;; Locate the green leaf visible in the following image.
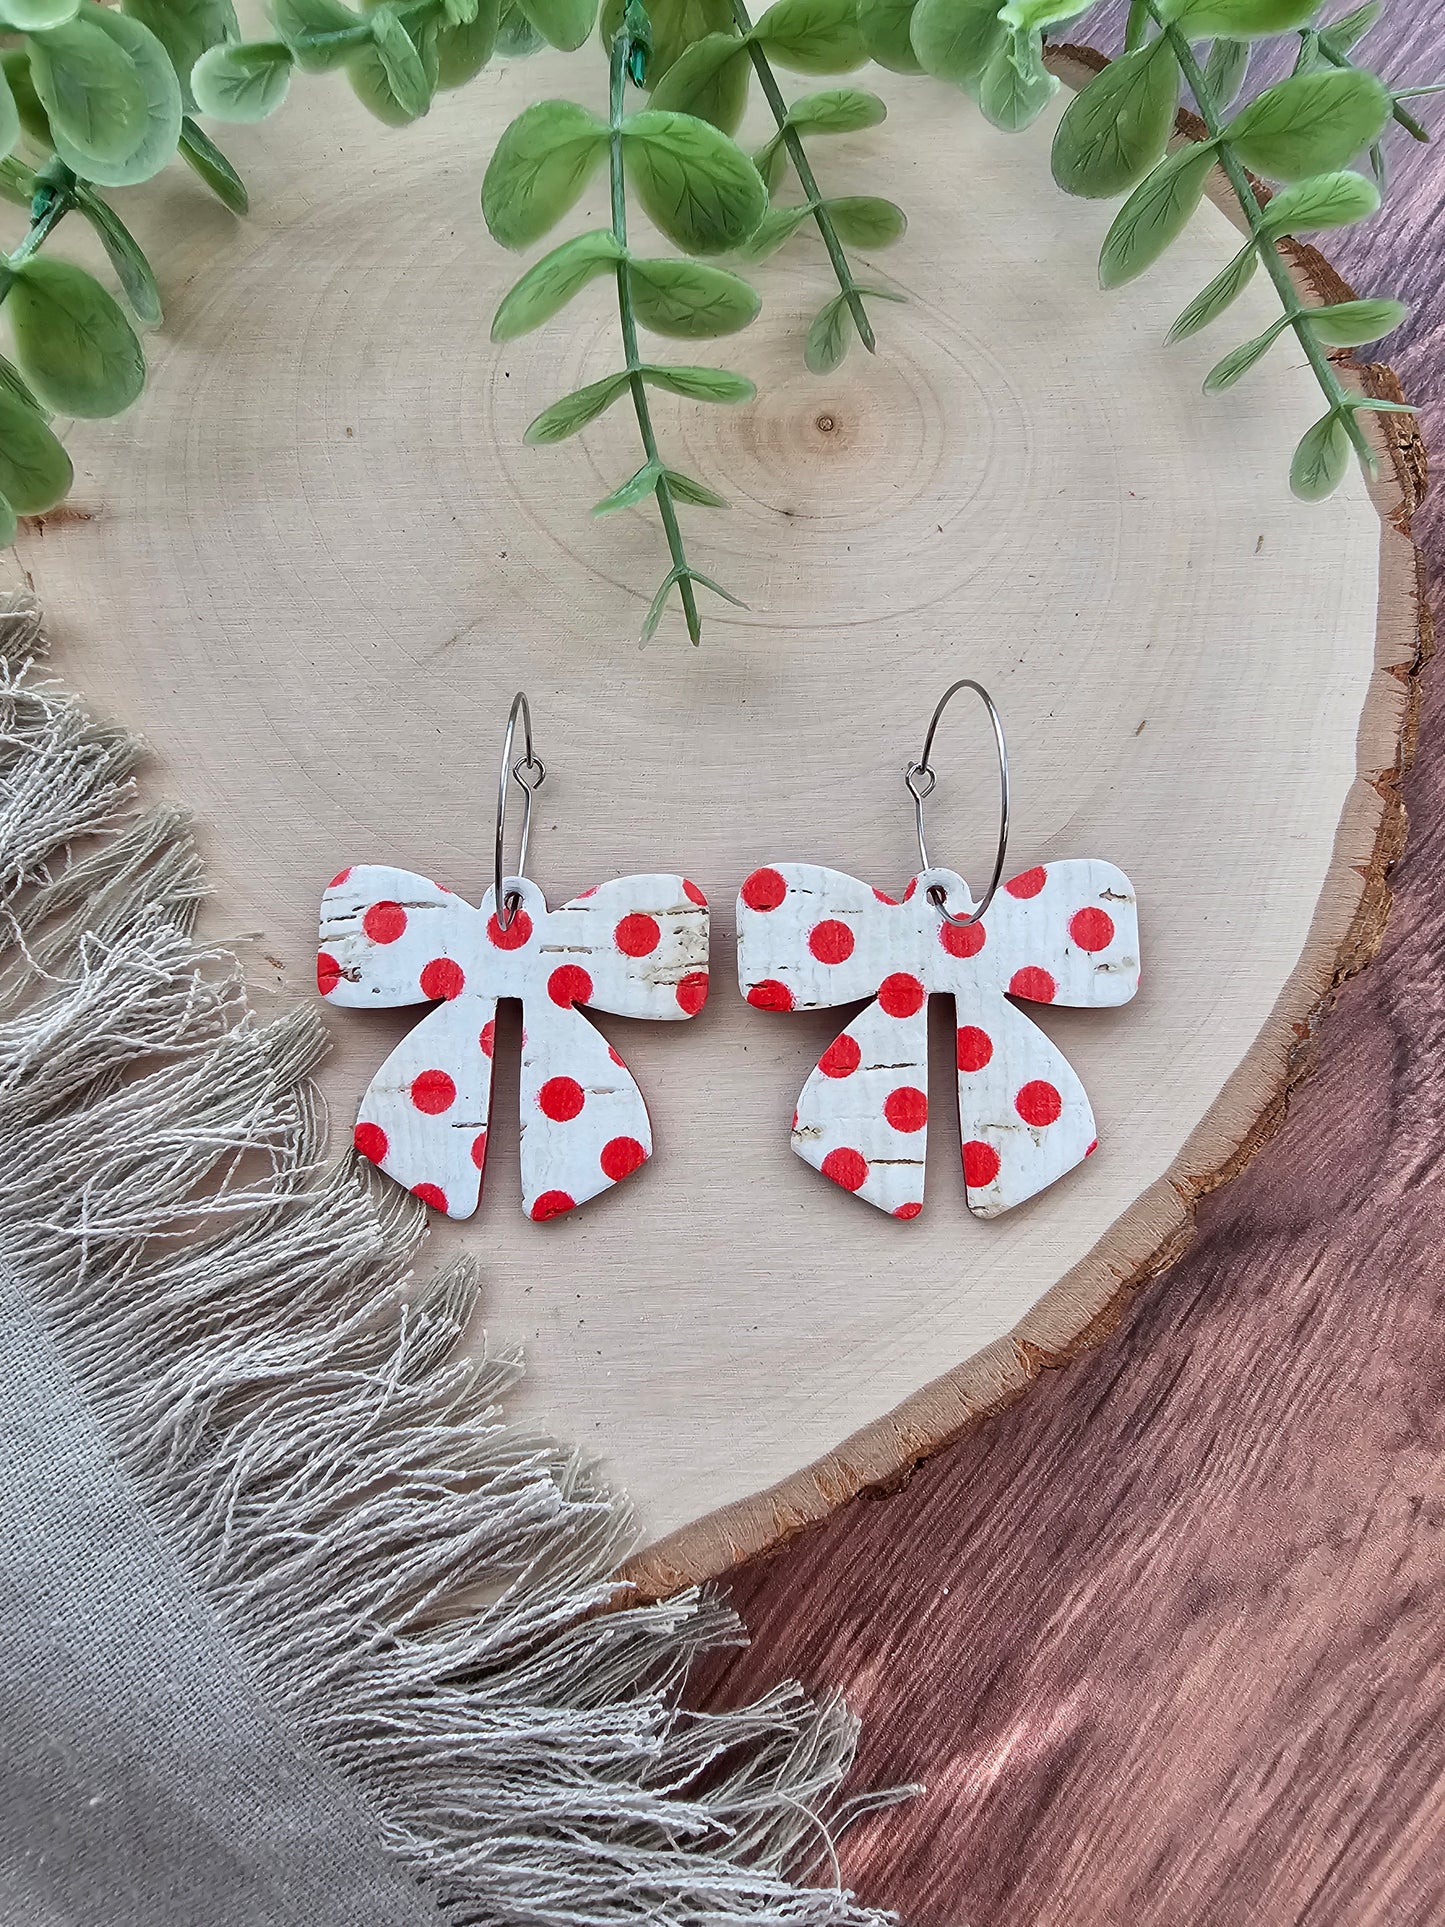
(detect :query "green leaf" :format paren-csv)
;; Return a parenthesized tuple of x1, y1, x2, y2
(347, 18, 431, 122)
(909, 0, 1006, 92)
(271, 0, 366, 69)
(663, 465, 727, 505)
(593, 459, 661, 512)
(0, 351, 48, 417)
(0, 384, 71, 512)
(514, 0, 595, 48)
(0, 62, 18, 161)
(2, 0, 79, 28)
(121, 0, 238, 104)
(0, 155, 37, 207)
(1290, 409, 1351, 499)
(648, 32, 749, 134)
(2, 52, 54, 148)
(998, 0, 1085, 25)
(787, 86, 886, 132)
(191, 38, 294, 119)
(6, 255, 145, 417)
(735, 199, 812, 257)
(1302, 295, 1406, 346)
(754, 133, 786, 191)
(75, 185, 163, 324)
(495, 0, 543, 51)
(640, 564, 744, 643)
(482, 99, 608, 249)
(627, 255, 760, 336)
(805, 289, 850, 371)
(1165, 241, 1255, 339)
(1099, 139, 1216, 286)
(1202, 315, 1287, 389)
(1225, 68, 1391, 180)
(1324, 2, 1381, 53)
(0, 493, 16, 548)
(26, 14, 149, 163)
(601, 0, 733, 76)
(1158, 0, 1318, 34)
(367, 4, 432, 113)
(640, 361, 755, 401)
(1202, 33, 1248, 109)
(58, 4, 182, 186)
(623, 110, 767, 255)
(977, 24, 1058, 130)
(1051, 42, 1180, 198)
(825, 193, 907, 245)
(1258, 168, 1379, 234)
(858, 0, 921, 72)
(492, 229, 621, 338)
(753, 0, 867, 73)
(178, 114, 248, 211)
(435, 0, 499, 83)
(523, 370, 631, 443)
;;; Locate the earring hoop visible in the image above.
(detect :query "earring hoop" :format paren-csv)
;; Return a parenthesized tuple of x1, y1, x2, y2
(494, 691, 547, 930)
(904, 679, 1010, 928)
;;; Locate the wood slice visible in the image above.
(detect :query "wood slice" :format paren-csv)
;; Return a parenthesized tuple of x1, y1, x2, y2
(16, 48, 1420, 1594)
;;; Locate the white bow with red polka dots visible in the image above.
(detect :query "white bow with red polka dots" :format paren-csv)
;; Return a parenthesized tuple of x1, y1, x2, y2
(737, 860, 1139, 1219)
(319, 866, 709, 1220)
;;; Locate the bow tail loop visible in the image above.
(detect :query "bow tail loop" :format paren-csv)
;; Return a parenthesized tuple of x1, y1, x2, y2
(351, 994, 498, 1219)
(955, 988, 1096, 1217)
(518, 1000, 653, 1223)
(793, 997, 930, 1219)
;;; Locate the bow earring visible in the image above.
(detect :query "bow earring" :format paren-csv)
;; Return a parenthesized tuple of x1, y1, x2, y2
(318, 693, 709, 1221)
(737, 680, 1140, 1220)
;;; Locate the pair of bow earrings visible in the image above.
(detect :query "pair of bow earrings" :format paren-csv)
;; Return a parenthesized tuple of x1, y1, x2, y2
(317, 684, 1140, 1224)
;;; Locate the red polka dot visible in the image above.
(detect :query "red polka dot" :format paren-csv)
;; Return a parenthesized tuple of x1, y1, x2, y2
(412, 1182, 448, 1211)
(1006, 867, 1047, 899)
(531, 1190, 576, 1221)
(873, 887, 899, 905)
(470, 1130, 488, 1168)
(1085, 1137, 1098, 1157)
(683, 878, 707, 906)
(329, 867, 352, 888)
(411, 1068, 457, 1114)
(353, 1121, 388, 1164)
(819, 1033, 861, 1078)
(903, 878, 918, 900)
(894, 1201, 922, 1220)
(884, 1086, 928, 1133)
(1015, 1079, 1063, 1126)
(1009, 966, 1056, 1004)
(601, 1135, 648, 1181)
(747, 979, 794, 1011)
(615, 912, 660, 957)
(548, 964, 593, 1007)
(809, 919, 855, 965)
(676, 970, 709, 1015)
(956, 1025, 993, 1072)
(364, 900, 407, 944)
(878, 972, 925, 1019)
(742, 867, 787, 912)
(821, 1146, 869, 1192)
(1070, 906, 1116, 952)
(963, 1140, 1001, 1187)
(420, 957, 465, 1000)
(487, 909, 533, 950)
(939, 918, 986, 959)
(479, 1019, 495, 1058)
(576, 885, 598, 898)
(608, 1044, 625, 1067)
(317, 952, 343, 995)
(538, 1076, 585, 1122)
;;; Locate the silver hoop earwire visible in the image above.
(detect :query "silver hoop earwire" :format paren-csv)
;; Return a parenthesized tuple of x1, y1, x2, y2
(493, 691, 547, 929)
(903, 679, 1010, 928)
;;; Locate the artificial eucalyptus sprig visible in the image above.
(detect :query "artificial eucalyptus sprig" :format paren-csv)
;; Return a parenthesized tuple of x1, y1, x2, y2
(484, 0, 764, 640)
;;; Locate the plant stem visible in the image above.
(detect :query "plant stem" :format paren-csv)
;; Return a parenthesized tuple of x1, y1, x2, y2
(1147, 2, 1375, 468)
(1312, 29, 1430, 140)
(608, 26, 701, 643)
(728, 0, 875, 353)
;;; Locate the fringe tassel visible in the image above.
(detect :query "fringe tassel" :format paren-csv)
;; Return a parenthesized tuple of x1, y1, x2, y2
(0, 592, 904, 1926)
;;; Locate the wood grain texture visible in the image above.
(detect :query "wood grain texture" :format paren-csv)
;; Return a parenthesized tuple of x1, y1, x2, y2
(703, 12, 1445, 1923)
(15, 41, 1412, 1567)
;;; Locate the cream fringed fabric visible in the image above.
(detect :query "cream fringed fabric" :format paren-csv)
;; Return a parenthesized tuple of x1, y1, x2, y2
(0, 593, 901, 1927)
